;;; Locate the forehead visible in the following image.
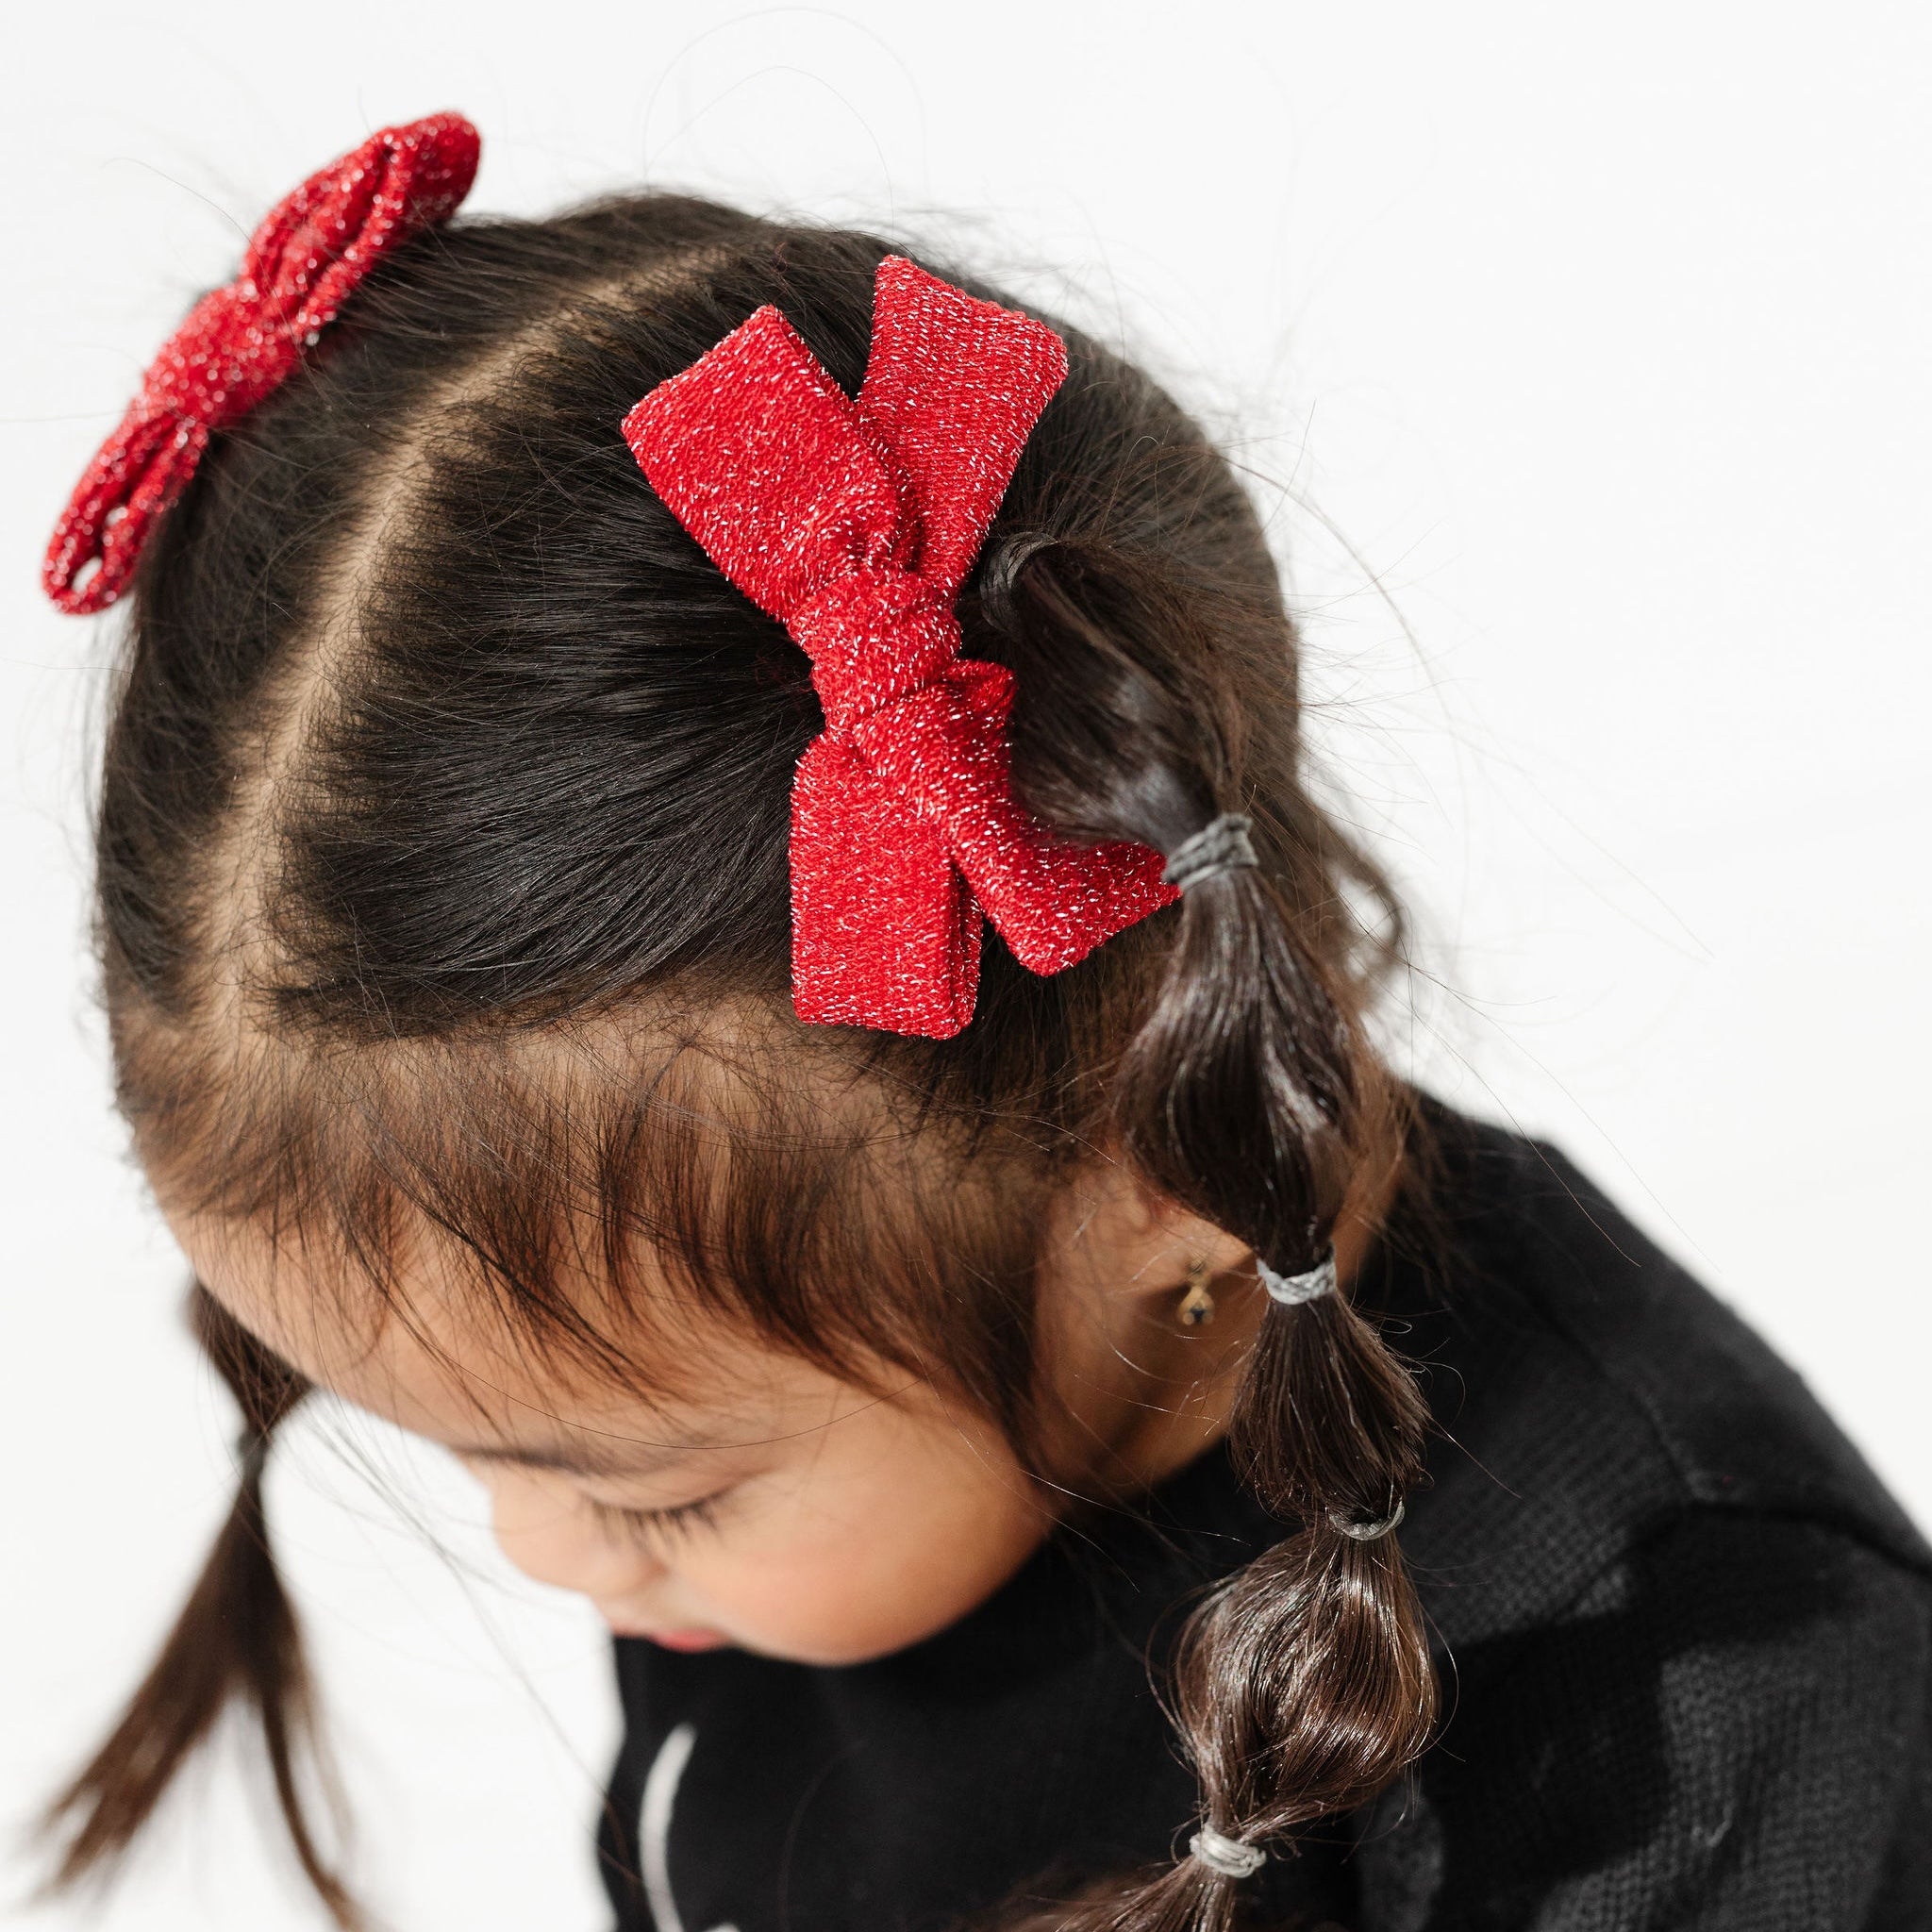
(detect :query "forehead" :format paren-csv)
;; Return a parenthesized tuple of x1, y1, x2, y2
(168, 1194, 846, 1471)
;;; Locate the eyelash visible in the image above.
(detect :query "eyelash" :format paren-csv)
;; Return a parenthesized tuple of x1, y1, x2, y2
(584, 1491, 727, 1548)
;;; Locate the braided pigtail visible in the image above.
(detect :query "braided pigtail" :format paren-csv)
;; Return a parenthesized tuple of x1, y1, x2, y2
(41, 1287, 354, 1925)
(986, 538, 1435, 1926)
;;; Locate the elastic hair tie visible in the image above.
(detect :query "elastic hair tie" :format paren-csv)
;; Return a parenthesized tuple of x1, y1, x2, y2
(1162, 813, 1257, 891)
(977, 530, 1060, 615)
(1327, 1498, 1407, 1542)
(235, 1428, 273, 1483)
(1189, 1824, 1266, 1882)
(1256, 1250, 1338, 1307)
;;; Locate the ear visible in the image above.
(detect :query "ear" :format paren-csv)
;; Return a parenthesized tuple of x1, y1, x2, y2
(1044, 1153, 1254, 1311)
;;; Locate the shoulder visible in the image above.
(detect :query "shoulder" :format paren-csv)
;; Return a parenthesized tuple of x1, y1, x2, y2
(1374, 1098, 1931, 1647)
(1357, 1115, 1932, 1924)
(1357, 1508, 1932, 1928)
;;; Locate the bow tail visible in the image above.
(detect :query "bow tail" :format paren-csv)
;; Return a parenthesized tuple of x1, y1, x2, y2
(858, 665, 1180, 977)
(790, 737, 982, 1038)
(958, 791, 1180, 975)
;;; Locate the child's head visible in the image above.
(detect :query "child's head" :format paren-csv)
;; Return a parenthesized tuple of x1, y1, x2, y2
(60, 124, 1435, 1930)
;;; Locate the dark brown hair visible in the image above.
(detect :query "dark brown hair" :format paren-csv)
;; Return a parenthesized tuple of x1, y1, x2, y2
(45, 191, 1434, 1928)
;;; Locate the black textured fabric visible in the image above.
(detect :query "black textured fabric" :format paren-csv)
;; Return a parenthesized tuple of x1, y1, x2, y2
(596, 1101, 1932, 1930)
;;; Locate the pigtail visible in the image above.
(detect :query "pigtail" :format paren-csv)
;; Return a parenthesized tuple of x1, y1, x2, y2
(987, 538, 1435, 1925)
(40, 1286, 357, 1927)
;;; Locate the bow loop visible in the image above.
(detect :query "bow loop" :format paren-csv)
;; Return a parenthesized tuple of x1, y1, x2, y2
(242, 111, 480, 337)
(624, 255, 1179, 1037)
(858, 256, 1071, 596)
(43, 113, 479, 615)
(142, 287, 293, 425)
(624, 305, 911, 626)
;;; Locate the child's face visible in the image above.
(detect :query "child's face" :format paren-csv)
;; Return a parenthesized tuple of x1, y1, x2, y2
(163, 1172, 1254, 1666)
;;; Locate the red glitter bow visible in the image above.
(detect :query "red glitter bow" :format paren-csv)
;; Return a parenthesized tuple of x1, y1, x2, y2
(625, 257, 1178, 1038)
(43, 113, 480, 615)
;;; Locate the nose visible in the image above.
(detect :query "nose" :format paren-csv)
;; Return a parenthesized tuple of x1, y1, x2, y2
(482, 1470, 668, 1601)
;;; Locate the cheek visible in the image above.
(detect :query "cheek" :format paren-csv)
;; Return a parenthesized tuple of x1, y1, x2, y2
(482, 1471, 664, 1601)
(681, 1410, 1049, 1665)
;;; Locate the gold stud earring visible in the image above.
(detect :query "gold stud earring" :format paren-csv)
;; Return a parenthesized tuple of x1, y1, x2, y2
(1176, 1258, 1216, 1328)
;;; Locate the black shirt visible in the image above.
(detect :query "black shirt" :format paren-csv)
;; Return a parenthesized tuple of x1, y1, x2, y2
(597, 1102, 1932, 1930)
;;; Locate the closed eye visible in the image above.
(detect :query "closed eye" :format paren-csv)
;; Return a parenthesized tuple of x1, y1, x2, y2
(583, 1491, 729, 1547)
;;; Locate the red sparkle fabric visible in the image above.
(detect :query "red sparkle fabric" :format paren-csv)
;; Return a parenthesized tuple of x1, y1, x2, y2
(625, 257, 1178, 1038)
(43, 112, 480, 615)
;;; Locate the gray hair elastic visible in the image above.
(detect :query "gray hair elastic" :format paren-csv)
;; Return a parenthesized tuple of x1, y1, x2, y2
(1328, 1498, 1407, 1542)
(1189, 1824, 1267, 1881)
(1162, 813, 1258, 891)
(1256, 1250, 1338, 1307)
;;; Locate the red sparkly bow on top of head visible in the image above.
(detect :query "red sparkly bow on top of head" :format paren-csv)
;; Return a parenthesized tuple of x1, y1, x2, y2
(43, 113, 480, 615)
(624, 257, 1179, 1039)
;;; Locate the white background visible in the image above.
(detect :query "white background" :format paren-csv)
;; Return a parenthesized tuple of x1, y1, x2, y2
(4, 5, 1927, 1927)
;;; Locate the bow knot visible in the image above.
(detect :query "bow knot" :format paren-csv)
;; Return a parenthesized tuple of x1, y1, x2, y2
(791, 570, 962, 729)
(625, 256, 1177, 1038)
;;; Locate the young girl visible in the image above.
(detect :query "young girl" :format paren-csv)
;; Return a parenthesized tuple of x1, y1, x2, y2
(38, 114, 1932, 1932)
